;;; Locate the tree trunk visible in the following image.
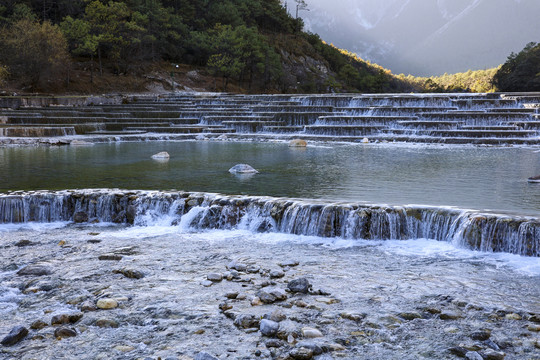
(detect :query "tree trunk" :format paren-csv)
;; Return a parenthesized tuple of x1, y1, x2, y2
(98, 47, 103, 76)
(90, 53, 94, 84)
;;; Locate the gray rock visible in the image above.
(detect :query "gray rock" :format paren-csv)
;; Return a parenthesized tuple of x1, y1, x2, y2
(260, 319, 280, 337)
(1, 326, 28, 346)
(279, 260, 300, 267)
(257, 290, 278, 304)
(30, 320, 48, 330)
(440, 311, 461, 320)
(80, 301, 97, 312)
(288, 278, 311, 294)
(14, 240, 35, 247)
(17, 265, 52, 276)
(529, 314, 540, 323)
(95, 319, 119, 328)
(54, 327, 77, 338)
(265, 309, 287, 323)
(113, 268, 144, 279)
(340, 312, 366, 322)
(448, 346, 468, 357)
(277, 320, 300, 340)
(228, 261, 247, 272)
(296, 341, 324, 355)
(247, 265, 261, 273)
(225, 291, 239, 299)
(234, 314, 260, 329)
(481, 349, 506, 360)
(270, 270, 285, 279)
(98, 254, 123, 261)
(200, 280, 213, 287)
(470, 330, 491, 341)
(398, 312, 423, 321)
(229, 164, 258, 174)
(465, 351, 484, 360)
(289, 347, 313, 360)
(207, 273, 223, 282)
(195, 352, 219, 360)
(265, 339, 286, 348)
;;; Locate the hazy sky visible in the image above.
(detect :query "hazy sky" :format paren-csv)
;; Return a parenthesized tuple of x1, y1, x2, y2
(284, 0, 540, 75)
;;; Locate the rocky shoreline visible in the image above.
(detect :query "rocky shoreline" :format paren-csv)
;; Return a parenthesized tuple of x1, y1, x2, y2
(1, 226, 539, 359)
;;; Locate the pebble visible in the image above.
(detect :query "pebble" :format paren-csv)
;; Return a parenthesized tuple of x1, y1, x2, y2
(96, 298, 118, 310)
(288, 278, 311, 294)
(481, 349, 506, 360)
(98, 254, 123, 261)
(54, 327, 77, 339)
(260, 319, 280, 337)
(95, 319, 119, 328)
(448, 346, 468, 357)
(315, 297, 339, 305)
(1, 326, 28, 346)
(265, 309, 287, 323)
(302, 327, 323, 338)
(270, 270, 285, 279)
(113, 268, 144, 279)
(528, 324, 540, 332)
(279, 260, 300, 268)
(247, 265, 260, 273)
(234, 314, 260, 329)
(80, 301, 97, 312)
(14, 240, 35, 247)
(289, 347, 313, 360)
(251, 297, 263, 306)
(225, 291, 239, 299)
(114, 345, 134, 352)
(504, 313, 522, 320)
(257, 290, 278, 304)
(207, 273, 223, 282)
(398, 312, 422, 321)
(470, 330, 491, 341)
(440, 311, 462, 320)
(228, 261, 247, 272)
(340, 312, 366, 322)
(200, 280, 213, 287)
(16, 265, 52, 276)
(30, 320, 48, 330)
(296, 341, 323, 356)
(265, 339, 286, 348)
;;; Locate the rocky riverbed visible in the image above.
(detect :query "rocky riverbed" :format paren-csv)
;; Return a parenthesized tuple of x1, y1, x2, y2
(1, 225, 539, 360)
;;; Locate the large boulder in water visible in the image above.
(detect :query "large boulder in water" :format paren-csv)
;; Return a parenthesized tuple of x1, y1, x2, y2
(229, 164, 258, 174)
(151, 151, 170, 160)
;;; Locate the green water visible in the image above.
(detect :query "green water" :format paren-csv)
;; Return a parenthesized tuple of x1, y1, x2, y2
(1, 141, 539, 215)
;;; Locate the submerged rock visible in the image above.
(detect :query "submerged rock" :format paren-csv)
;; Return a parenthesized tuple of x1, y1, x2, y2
(96, 298, 118, 310)
(528, 175, 540, 183)
(17, 265, 52, 276)
(1, 326, 28, 346)
(289, 139, 307, 147)
(228, 164, 258, 174)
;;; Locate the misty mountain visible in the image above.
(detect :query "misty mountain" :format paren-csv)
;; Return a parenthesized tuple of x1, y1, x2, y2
(285, 0, 540, 76)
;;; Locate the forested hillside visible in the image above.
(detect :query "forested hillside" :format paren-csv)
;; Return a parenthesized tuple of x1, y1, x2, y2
(0, 0, 411, 94)
(493, 42, 540, 92)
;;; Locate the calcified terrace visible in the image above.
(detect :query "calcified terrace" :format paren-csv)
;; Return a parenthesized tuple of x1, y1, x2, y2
(0, 92, 540, 145)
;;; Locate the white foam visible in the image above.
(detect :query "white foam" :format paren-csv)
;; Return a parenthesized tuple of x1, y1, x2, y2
(0, 221, 69, 232)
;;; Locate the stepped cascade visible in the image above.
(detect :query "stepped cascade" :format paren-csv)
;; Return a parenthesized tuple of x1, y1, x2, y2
(1, 93, 540, 144)
(0, 190, 538, 257)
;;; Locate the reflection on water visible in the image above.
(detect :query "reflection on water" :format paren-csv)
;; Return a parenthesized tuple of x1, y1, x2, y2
(0, 141, 539, 215)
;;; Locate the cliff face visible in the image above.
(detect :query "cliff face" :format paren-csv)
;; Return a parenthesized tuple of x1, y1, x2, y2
(293, 0, 540, 76)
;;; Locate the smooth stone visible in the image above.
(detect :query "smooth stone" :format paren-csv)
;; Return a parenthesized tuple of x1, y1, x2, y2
(95, 319, 119, 328)
(528, 324, 540, 332)
(30, 320, 48, 330)
(80, 301, 97, 312)
(289, 139, 307, 147)
(398, 312, 422, 320)
(14, 240, 35, 247)
(302, 327, 323, 338)
(260, 319, 280, 337)
(340, 312, 366, 322)
(465, 352, 484, 360)
(265, 339, 286, 348)
(225, 291, 239, 299)
(440, 311, 461, 320)
(114, 345, 134, 352)
(200, 280, 213, 287)
(362, 137, 370, 143)
(98, 254, 123, 261)
(17, 265, 52, 276)
(289, 347, 313, 360)
(54, 327, 77, 339)
(228, 261, 247, 272)
(246, 265, 260, 273)
(251, 297, 263, 306)
(228, 164, 258, 174)
(207, 273, 223, 282)
(279, 260, 299, 267)
(257, 290, 277, 304)
(265, 309, 287, 323)
(505, 313, 522, 320)
(269, 270, 285, 279)
(296, 342, 323, 356)
(288, 278, 311, 294)
(448, 346, 468, 357)
(96, 298, 118, 310)
(470, 330, 491, 341)
(218, 302, 232, 311)
(113, 268, 144, 279)
(1, 326, 28, 346)
(234, 314, 260, 329)
(151, 151, 170, 159)
(481, 349, 506, 360)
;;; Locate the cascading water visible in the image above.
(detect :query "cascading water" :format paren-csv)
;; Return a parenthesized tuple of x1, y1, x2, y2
(1, 190, 538, 257)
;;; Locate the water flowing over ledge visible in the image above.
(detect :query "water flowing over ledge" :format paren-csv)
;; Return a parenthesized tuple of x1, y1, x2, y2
(0, 189, 538, 257)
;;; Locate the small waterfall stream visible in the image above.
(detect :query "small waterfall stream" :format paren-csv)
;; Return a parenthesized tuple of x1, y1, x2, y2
(1, 190, 538, 257)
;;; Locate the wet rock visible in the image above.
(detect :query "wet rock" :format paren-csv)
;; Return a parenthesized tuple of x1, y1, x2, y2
(425, 307, 441, 314)
(51, 313, 83, 325)
(15, 240, 35, 247)
(270, 270, 285, 279)
(98, 254, 123, 261)
(398, 312, 423, 321)
(277, 320, 300, 340)
(54, 327, 77, 339)
(114, 345, 134, 352)
(151, 151, 170, 160)
(30, 320, 48, 330)
(289, 347, 313, 360)
(233, 314, 260, 329)
(87, 239, 102, 244)
(73, 212, 89, 223)
(195, 352, 219, 360)
(440, 311, 461, 320)
(448, 346, 469, 357)
(288, 278, 311, 294)
(470, 330, 491, 341)
(296, 342, 323, 356)
(505, 313, 522, 320)
(340, 312, 366, 322)
(200, 280, 213, 287)
(279, 260, 299, 267)
(260, 319, 280, 337)
(529, 314, 540, 323)
(528, 324, 540, 332)
(207, 273, 223, 282)
(228, 261, 248, 272)
(229, 164, 258, 174)
(481, 349, 506, 360)
(302, 327, 323, 339)
(225, 291, 239, 299)
(484, 340, 500, 351)
(265, 309, 287, 323)
(17, 265, 52, 276)
(1, 326, 28, 346)
(265, 339, 286, 348)
(95, 319, 119, 328)
(219, 302, 232, 311)
(251, 297, 263, 306)
(465, 351, 483, 360)
(310, 288, 332, 296)
(257, 290, 278, 304)
(113, 268, 144, 279)
(80, 301, 97, 312)
(96, 298, 118, 310)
